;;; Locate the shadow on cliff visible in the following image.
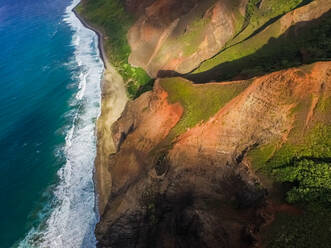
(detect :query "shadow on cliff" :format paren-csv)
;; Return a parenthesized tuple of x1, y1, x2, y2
(156, 10, 331, 84)
(96, 161, 266, 248)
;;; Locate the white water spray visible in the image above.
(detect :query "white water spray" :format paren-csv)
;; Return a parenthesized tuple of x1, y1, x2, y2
(19, 0, 103, 247)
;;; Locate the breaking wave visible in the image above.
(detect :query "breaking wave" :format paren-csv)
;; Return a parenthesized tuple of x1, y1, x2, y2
(18, 0, 103, 247)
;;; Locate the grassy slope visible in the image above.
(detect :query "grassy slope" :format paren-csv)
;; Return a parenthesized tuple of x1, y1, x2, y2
(155, 0, 304, 72)
(248, 83, 331, 200)
(158, 0, 245, 58)
(247, 83, 331, 247)
(192, 0, 314, 75)
(263, 204, 331, 248)
(174, 17, 213, 57)
(157, 77, 250, 148)
(188, 9, 331, 84)
(161, 0, 306, 69)
(75, 0, 151, 98)
(228, 0, 306, 47)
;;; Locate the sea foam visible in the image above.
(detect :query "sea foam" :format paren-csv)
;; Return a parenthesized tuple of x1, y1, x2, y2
(18, 0, 103, 247)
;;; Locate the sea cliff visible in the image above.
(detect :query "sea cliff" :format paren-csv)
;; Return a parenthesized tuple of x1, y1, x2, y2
(76, 0, 331, 247)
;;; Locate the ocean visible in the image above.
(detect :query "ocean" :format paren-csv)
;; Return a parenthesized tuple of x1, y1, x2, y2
(0, 0, 103, 247)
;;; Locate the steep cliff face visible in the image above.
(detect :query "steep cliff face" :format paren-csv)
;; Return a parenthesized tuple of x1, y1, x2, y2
(126, 0, 326, 78)
(193, 0, 331, 78)
(95, 62, 331, 247)
(127, 0, 248, 77)
(76, 0, 331, 246)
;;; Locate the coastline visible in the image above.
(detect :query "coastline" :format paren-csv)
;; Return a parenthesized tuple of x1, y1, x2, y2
(19, 2, 106, 246)
(72, 8, 108, 69)
(72, 5, 128, 215)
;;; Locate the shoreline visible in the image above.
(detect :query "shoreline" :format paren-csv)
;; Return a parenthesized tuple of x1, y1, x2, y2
(72, 8, 108, 69)
(72, 4, 129, 216)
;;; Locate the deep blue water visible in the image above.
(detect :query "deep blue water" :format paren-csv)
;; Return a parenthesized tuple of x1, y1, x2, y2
(0, 0, 103, 247)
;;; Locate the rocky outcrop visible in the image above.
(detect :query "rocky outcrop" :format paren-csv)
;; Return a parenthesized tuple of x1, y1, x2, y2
(95, 61, 331, 248)
(127, 0, 248, 77)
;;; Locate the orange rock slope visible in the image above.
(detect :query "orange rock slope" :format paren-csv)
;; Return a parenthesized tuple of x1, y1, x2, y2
(95, 62, 331, 247)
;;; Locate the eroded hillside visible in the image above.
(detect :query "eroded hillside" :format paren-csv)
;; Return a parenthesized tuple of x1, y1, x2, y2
(76, 0, 331, 247)
(96, 62, 331, 247)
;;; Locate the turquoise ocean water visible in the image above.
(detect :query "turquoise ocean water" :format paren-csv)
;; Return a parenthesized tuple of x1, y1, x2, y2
(0, 0, 103, 247)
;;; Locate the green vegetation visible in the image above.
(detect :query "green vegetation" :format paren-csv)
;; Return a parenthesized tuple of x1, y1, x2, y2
(159, 77, 250, 144)
(229, 0, 305, 47)
(193, 14, 282, 74)
(77, 0, 330, 246)
(273, 159, 330, 203)
(177, 17, 211, 57)
(162, 0, 305, 66)
(247, 143, 277, 171)
(263, 204, 331, 248)
(190, 0, 331, 83)
(75, 0, 314, 96)
(247, 86, 331, 246)
(248, 110, 331, 246)
(229, 2, 246, 35)
(248, 111, 331, 246)
(316, 96, 331, 113)
(249, 124, 331, 204)
(268, 124, 331, 204)
(189, 9, 331, 82)
(154, 3, 218, 62)
(76, 0, 150, 98)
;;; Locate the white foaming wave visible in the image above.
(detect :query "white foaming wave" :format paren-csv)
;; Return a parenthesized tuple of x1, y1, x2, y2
(76, 71, 87, 100)
(73, 34, 80, 47)
(18, 0, 104, 247)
